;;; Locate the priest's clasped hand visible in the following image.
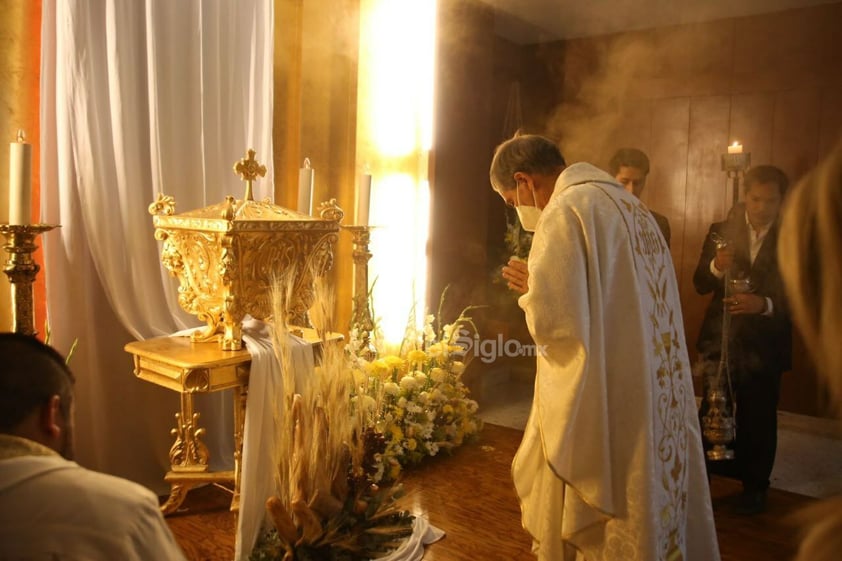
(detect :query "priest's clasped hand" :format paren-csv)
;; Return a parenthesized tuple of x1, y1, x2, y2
(725, 293, 766, 315)
(502, 257, 529, 294)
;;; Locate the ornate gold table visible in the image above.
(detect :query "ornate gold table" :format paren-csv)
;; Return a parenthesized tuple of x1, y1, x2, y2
(125, 328, 339, 514)
(126, 336, 250, 514)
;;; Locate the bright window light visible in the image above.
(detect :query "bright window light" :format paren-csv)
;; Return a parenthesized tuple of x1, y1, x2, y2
(357, 0, 436, 345)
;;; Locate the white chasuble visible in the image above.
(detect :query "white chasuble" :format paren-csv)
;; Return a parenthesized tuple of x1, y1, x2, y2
(514, 163, 719, 561)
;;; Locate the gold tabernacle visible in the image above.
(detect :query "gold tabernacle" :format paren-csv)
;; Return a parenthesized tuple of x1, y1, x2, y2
(148, 149, 343, 350)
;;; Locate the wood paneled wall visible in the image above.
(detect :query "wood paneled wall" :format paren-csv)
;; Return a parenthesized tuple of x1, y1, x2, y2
(431, 1, 841, 416)
(532, 2, 842, 415)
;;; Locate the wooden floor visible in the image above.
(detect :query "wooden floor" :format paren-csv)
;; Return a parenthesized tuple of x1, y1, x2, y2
(166, 423, 813, 561)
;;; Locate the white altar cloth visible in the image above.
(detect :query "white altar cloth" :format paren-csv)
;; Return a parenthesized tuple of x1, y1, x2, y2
(236, 319, 315, 561)
(378, 515, 445, 561)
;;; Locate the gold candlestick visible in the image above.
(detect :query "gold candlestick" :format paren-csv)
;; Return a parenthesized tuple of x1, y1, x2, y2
(343, 225, 376, 358)
(721, 150, 751, 208)
(0, 224, 60, 336)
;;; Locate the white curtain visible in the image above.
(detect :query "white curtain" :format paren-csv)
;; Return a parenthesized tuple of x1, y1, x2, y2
(40, 0, 274, 491)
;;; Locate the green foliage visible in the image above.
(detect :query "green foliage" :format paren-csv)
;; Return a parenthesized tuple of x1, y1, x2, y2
(43, 321, 78, 364)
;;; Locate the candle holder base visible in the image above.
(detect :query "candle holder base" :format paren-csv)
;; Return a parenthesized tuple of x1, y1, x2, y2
(721, 153, 751, 173)
(0, 223, 60, 336)
(343, 225, 377, 358)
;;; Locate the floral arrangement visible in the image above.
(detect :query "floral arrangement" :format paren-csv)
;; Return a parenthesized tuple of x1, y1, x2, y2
(250, 275, 414, 561)
(347, 292, 483, 482)
(249, 274, 483, 560)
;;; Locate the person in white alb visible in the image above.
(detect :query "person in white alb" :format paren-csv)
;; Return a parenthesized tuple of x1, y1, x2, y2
(0, 333, 187, 561)
(490, 134, 720, 561)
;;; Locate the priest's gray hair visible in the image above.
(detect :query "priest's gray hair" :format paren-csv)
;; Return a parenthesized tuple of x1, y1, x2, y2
(490, 134, 566, 193)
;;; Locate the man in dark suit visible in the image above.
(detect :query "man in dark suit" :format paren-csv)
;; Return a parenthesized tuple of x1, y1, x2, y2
(609, 148, 671, 247)
(694, 165, 792, 515)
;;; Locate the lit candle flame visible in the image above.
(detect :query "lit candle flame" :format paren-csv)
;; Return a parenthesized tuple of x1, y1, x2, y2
(16, 129, 26, 143)
(727, 141, 743, 154)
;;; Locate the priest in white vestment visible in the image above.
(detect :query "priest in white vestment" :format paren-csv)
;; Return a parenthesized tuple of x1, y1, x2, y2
(490, 134, 720, 561)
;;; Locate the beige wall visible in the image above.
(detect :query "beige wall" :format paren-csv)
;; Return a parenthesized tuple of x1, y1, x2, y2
(274, 0, 360, 334)
(0, 0, 43, 334)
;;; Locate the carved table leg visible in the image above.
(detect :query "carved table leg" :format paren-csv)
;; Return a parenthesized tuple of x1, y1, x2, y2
(160, 391, 210, 514)
(231, 381, 248, 511)
(160, 482, 194, 515)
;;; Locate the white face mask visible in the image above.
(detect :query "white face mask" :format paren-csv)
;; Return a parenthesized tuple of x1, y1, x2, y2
(515, 185, 541, 232)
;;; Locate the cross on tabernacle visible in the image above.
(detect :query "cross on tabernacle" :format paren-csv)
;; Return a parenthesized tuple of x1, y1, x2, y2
(233, 149, 267, 201)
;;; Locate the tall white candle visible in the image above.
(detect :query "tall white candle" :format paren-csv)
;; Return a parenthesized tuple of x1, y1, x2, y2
(9, 129, 32, 225)
(297, 158, 314, 215)
(357, 173, 372, 226)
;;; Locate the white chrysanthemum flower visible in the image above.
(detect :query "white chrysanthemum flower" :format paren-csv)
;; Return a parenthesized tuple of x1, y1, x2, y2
(361, 394, 377, 412)
(383, 382, 400, 396)
(429, 367, 445, 383)
(399, 376, 417, 391)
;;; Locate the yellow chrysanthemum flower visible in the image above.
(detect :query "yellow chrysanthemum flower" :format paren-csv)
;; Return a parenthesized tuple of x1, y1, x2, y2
(383, 355, 406, 370)
(367, 359, 390, 378)
(406, 349, 427, 365)
(390, 425, 404, 441)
